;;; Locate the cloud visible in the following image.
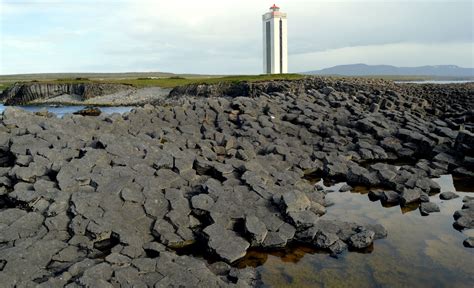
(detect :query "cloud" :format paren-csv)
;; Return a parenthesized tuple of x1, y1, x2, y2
(1, 0, 473, 74)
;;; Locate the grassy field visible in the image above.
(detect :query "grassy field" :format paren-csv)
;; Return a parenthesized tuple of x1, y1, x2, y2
(0, 83, 11, 91)
(1, 72, 472, 92)
(0, 74, 305, 91)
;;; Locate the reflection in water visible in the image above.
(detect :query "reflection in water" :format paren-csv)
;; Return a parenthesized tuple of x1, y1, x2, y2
(252, 175, 474, 288)
(237, 245, 320, 268)
(454, 177, 474, 192)
(0, 104, 135, 118)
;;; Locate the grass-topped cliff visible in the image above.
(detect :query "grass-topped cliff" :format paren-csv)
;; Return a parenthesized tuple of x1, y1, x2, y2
(0, 74, 305, 92)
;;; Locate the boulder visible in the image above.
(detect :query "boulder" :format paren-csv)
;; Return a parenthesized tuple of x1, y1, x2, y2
(339, 184, 352, 192)
(314, 230, 339, 249)
(280, 190, 311, 213)
(401, 188, 421, 205)
(288, 210, 319, 229)
(368, 190, 384, 201)
(453, 208, 474, 229)
(262, 222, 296, 248)
(365, 224, 388, 240)
(420, 192, 430, 203)
(348, 230, 375, 249)
(463, 237, 474, 248)
(328, 240, 348, 256)
(380, 190, 400, 205)
(191, 194, 214, 212)
(203, 224, 250, 263)
(420, 202, 440, 216)
(440, 192, 459, 200)
(73, 107, 102, 116)
(454, 130, 474, 156)
(463, 196, 474, 202)
(244, 216, 268, 246)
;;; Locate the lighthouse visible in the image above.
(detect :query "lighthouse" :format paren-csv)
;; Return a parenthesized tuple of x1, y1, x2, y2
(262, 4, 288, 74)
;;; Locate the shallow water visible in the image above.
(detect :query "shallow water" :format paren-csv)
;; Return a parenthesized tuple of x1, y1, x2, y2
(244, 175, 474, 287)
(0, 104, 135, 118)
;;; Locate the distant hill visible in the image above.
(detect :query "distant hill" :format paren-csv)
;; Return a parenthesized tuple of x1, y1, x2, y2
(304, 64, 474, 78)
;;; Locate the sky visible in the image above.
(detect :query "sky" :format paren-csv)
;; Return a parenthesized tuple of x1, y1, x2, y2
(0, 0, 473, 75)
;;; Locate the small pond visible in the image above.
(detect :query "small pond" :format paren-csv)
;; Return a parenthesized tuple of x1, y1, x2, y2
(240, 175, 474, 287)
(0, 104, 135, 118)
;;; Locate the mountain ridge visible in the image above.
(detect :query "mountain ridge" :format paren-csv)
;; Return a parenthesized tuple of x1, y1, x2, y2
(304, 64, 474, 78)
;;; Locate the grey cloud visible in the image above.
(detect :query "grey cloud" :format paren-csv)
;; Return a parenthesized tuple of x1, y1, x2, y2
(1, 0, 473, 74)
(288, 1, 473, 55)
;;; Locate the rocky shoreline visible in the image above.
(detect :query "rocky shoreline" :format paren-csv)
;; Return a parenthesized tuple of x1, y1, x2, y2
(0, 83, 171, 106)
(0, 77, 472, 287)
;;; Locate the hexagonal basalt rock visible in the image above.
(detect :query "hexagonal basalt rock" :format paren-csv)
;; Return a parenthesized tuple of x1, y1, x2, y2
(280, 190, 311, 213)
(203, 223, 250, 264)
(401, 188, 421, 205)
(348, 230, 375, 249)
(420, 202, 440, 216)
(0, 77, 471, 286)
(244, 215, 268, 246)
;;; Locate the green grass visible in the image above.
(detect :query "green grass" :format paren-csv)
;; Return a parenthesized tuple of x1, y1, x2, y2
(0, 83, 14, 92)
(3, 72, 472, 92)
(108, 74, 305, 88)
(1, 74, 304, 90)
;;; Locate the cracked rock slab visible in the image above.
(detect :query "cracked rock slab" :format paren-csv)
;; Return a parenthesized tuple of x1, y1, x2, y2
(203, 223, 250, 263)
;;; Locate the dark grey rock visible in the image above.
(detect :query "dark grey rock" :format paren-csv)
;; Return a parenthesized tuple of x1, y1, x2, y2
(191, 194, 214, 212)
(348, 230, 375, 249)
(120, 187, 144, 203)
(74, 107, 102, 116)
(262, 222, 296, 249)
(152, 219, 193, 249)
(328, 239, 348, 256)
(288, 210, 319, 229)
(314, 230, 339, 249)
(420, 192, 430, 203)
(380, 190, 400, 204)
(401, 188, 421, 205)
(208, 261, 231, 276)
(440, 192, 459, 200)
(339, 184, 352, 192)
(463, 201, 474, 210)
(366, 224, 388, 240)
(203, 223, 250, 263)
(245, 215, 268, 246)
(420, 202, 441, 216)
(463, 196, 474, 203)
(281, 190, 311, 213)
(368, 190, 384, 201)
(463, 237, 474, 248)
(2, 77, 470, 285)
(454, 208, 474, 229)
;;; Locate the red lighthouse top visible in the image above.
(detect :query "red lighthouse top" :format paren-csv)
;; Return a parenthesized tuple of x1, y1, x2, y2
(270, 4, 280, 11)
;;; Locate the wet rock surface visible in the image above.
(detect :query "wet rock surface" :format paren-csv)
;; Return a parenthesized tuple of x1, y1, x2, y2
(420, 202, 441, 215)
(464, 237, 474, 248)
(73, 107, 102, 116)
(440, 191, 459, 200)
(0, 77, 472, 287)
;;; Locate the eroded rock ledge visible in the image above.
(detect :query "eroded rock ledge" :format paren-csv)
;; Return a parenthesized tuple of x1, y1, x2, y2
(0, 77, 472, 287)
(1, 82, 135, 105)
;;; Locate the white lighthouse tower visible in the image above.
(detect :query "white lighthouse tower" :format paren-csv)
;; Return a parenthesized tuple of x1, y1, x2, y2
(262, 4, 288, 74)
